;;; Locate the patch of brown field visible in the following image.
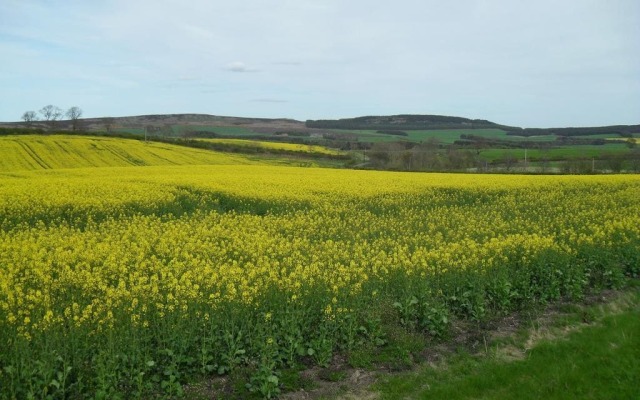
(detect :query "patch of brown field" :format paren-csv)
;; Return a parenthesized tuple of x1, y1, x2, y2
(281, 368, 378, 400)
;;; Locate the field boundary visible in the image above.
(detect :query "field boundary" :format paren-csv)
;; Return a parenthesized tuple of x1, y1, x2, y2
(274, 283, 640, 400)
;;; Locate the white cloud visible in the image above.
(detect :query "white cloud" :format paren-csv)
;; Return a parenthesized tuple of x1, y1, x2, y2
(225, 61, 255, 73)
(226, 62, 247, 72)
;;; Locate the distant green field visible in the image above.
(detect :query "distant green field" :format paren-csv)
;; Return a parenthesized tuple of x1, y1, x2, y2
(406, 129, 513, 143)
(330, 129, 501, 144)
(118, 126, 517, 144)
(330, 129, 558, 144)
(118, 125, 637, 147)
(478, 143, 631, 162)
(115, 128, 145, 135)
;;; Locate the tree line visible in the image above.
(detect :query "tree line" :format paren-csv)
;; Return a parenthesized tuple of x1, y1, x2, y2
(362, 140, 640, 173)
(21, 105, 83, 131)
(504, 125, 640, 137)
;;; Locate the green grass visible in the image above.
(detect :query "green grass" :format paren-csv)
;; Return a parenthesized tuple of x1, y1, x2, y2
(331, 129, 525, 144)
(375, 289, 640, 400)
(114, 126, 634, 157)
(115, 128, 145, 135)
(112, 126, 638, 147)
(406, 129, 511, 144)
(478, 144, 631, 162)
(118, 126, 554, 144)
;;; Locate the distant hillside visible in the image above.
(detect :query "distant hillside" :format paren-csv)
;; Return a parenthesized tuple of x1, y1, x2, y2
(504, 125, 640, 137)
(306, 114, 640, 137)
(305, 114, 516, 130)
(2, 113, 638, 139)
(82, 114, 304, 129)
(0, 113, 307, 133)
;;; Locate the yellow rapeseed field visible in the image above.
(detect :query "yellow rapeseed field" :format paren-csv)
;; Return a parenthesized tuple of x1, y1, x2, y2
(0, 135, 263, 171)
(0, 136, 638, 398)
(195, 138, 346, 156)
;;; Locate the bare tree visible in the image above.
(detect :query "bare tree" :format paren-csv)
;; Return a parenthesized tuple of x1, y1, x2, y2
(66, 106, 83, 131)
(502, 152, 517, 171)
(21, 111, 38, 126)
(630, 148, 640, 173)
(39, 105, 63, 130)
(160, 124, 174, 138)
(144, 125, 161, 141)
(604, 155, 624, 173)
(101, 117, 116, 134)
(180, 125, 196, 138)
(412, 138, 442, 170)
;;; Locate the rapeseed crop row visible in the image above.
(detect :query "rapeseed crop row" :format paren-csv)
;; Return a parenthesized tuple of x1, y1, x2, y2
(0, 135, 261, 172)
(0, 165, 638, 398)
(195, 138, 346, 156)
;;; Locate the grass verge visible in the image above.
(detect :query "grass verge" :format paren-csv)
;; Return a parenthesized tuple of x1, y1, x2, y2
(374, 284, 640, 400)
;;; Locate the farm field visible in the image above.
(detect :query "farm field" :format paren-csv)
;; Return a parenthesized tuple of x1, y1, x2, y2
(193, 138, 347, 156)
(124, 123, 634, 146)
(0, 135, 265, 171)
(607, 137, 639, 144)
(109, 124, 561, 144)
(333, 128, 558, 144)
(0, 136, 639, 398)
(478, 143, 632, 162)
(103, 124, 637, 172)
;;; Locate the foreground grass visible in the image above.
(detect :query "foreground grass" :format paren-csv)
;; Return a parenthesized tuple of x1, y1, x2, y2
(375, 286, 640, 400)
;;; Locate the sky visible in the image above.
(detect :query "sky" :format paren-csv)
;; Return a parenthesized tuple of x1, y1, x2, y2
(1, 0, 639, 127)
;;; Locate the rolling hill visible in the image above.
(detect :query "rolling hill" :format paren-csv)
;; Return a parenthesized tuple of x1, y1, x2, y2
(0, 135, 263, 172)
(2, 113, 638, 143)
